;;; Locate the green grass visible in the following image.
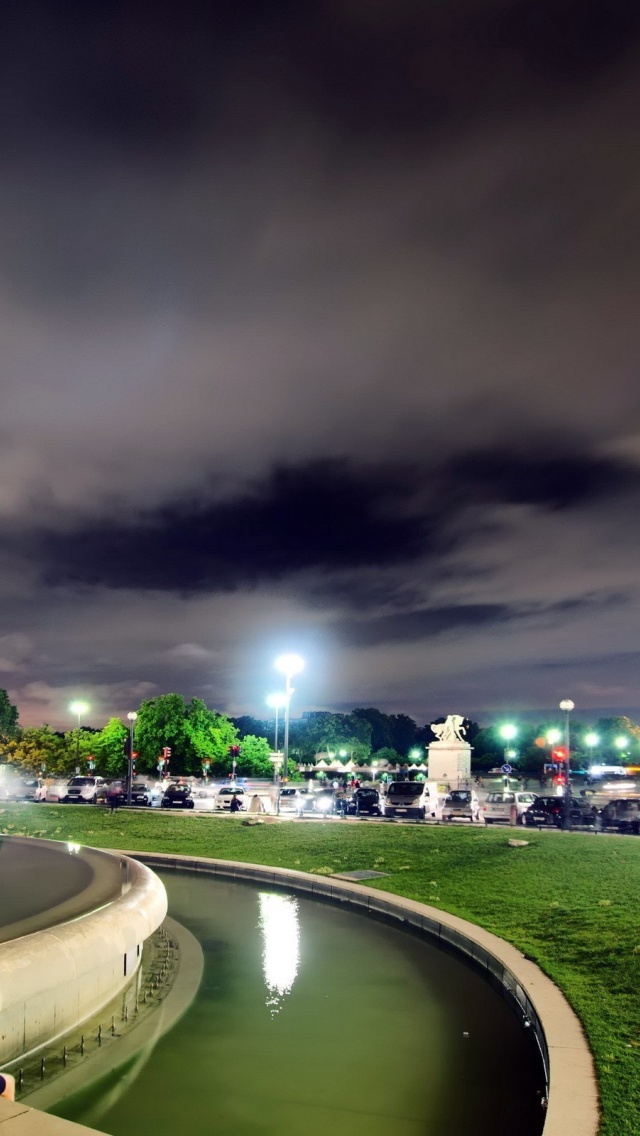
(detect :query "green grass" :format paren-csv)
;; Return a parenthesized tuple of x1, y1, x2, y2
(3, 805, 640, 1135)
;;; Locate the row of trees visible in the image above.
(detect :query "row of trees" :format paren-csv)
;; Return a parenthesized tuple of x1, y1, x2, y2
(0, 694, 273, 778)
(1, 686, 639, 778)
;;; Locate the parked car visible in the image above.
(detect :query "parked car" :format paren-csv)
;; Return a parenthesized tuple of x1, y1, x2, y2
(309, 788, 336, 816)
(4, 778, 47, 802)
(276, 787, 302, 814)
(213, 786, 246, 811)
(442, 790, 481, 823)
(346, 787, 382, 817)
(18, 778, 47, 802)
(522, 795, 597, 827)
(598, 797, 640, 834)
(482, 791, 537, 824)
(294, 788, 318, 816)
(130, 781, 154, 806)
(383, 780, 430, 820)
(161, 782, 195, 809)
(64, 776, 106, 804)
(45, 779, 70, 803)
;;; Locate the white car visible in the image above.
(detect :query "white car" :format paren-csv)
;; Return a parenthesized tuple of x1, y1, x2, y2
(214, 786, 247, 811)
(45, 780, 70, 803)
(441, 790, 481, 823)
(482, 791, 537, 824)
(64, 775, 106, 804)
(16, 778, 47, 802)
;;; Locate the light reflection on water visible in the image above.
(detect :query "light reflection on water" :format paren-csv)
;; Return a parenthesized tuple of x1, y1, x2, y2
(258, 892, 300, 1014)
(51, 872, 545, 1136)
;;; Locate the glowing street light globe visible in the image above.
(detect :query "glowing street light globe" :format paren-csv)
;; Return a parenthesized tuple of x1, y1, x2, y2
(546, 729, 561, 745)
(266, 692, 287, 710)
(614, 736, 628, 750)
(69, 700, 89, 718)
(274, 654, 305, 679)
(499, 724, 517, 742)
(584, 732, 599, 748)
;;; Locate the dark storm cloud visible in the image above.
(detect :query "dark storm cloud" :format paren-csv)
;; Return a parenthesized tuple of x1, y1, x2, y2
(332, 592, 626, 648)
(4, 0, 638, 153)
(22, 446, 637, 595)
(1, 0, 640, 721)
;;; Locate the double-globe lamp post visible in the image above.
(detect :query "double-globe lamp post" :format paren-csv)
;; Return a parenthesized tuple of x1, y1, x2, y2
(69, 700, 89, 774)
(499, 724, 517, 791)
(559, 699, 575, 829)
(126, 712, 137, 807)
(274, 654, 304, 782)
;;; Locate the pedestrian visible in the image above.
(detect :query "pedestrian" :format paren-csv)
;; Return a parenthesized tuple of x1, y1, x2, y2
(248, 794, 263, 814)
(229, 794, 242, 813)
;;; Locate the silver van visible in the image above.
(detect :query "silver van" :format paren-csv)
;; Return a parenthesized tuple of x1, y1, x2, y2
(383, 781, 429, 820)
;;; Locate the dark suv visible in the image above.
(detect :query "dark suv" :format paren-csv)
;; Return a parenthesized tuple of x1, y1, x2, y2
(346, 788, 382, 817)
(522, 795, 597, 828)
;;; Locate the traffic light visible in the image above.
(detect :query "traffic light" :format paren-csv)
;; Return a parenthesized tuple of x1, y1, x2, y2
(123, 735, 132, 758)
(552, 746, 568, 763)
(228, 745, 240, 758)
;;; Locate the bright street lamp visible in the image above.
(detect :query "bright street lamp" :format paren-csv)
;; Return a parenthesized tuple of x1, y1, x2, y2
(126, 712, 138, 806)
(559, 699, 575, 829)
(69, 700, 90, 772)
(274, 654, 305, 780)
(584, 732, 599, 766)
(266, 693, 287, 756)
(498, 724, 517, 789)
(546, 729, 561, 746)
(614, 736, 628, 751)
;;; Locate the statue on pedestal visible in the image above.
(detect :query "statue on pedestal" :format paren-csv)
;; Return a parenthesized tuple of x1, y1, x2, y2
(430, 715, 467, 743)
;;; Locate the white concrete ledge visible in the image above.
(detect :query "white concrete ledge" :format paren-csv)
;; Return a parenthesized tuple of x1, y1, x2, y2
(135, 850, 599, 1136)
(0, 848, 167, 1066)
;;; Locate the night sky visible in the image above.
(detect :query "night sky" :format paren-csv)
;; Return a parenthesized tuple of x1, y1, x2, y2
(2, 0, 640, 728)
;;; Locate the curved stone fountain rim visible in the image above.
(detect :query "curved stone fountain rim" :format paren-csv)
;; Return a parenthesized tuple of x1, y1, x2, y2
(0, 849, 599, 1136)
(139, 851, 599, 1136)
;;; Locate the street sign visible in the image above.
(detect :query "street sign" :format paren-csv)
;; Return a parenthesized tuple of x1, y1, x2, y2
(501, 764, 512, 774)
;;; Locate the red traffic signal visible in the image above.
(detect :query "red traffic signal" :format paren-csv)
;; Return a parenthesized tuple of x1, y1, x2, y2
(228, 745, 240, 757)
(552, 746, 568, 762)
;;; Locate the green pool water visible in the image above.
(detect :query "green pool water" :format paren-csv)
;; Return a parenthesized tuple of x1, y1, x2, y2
(52, 870, 544, 1136)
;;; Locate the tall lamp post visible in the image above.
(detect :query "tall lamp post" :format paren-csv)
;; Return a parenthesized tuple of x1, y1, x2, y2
(559, 699, 575, 829)
(126, 712, 137, 807)
(499, 724, 518, 791)
(266, 693, 287, 756)
(69, 700, 89, 774)
(274, 654, 304, 781)
(584, 732, 599, 771)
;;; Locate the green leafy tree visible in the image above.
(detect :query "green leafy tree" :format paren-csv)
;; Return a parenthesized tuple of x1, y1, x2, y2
(135, 694, 193, 774)
(387, 714, 418, 756)
(134, 694, 239, 776)
(91, 718, 129, 775)
(236, 735, 273, 776)
(64, 728, 99, 773)
(5, 725, 72, 775)
(293, 712, 372, 763)
(185, 698, 238, 774)
(352, 708, 395, 752)
(0, 689, 19, 740)
(373, 746, 401, 766)
(230, 715, 269, 739)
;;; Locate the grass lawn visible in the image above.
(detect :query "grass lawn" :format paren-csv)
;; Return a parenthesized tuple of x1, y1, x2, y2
(3, 805, 639, 1136)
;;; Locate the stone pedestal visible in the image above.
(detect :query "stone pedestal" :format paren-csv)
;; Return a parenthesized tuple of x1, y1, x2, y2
(427, 741, 472, 787)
